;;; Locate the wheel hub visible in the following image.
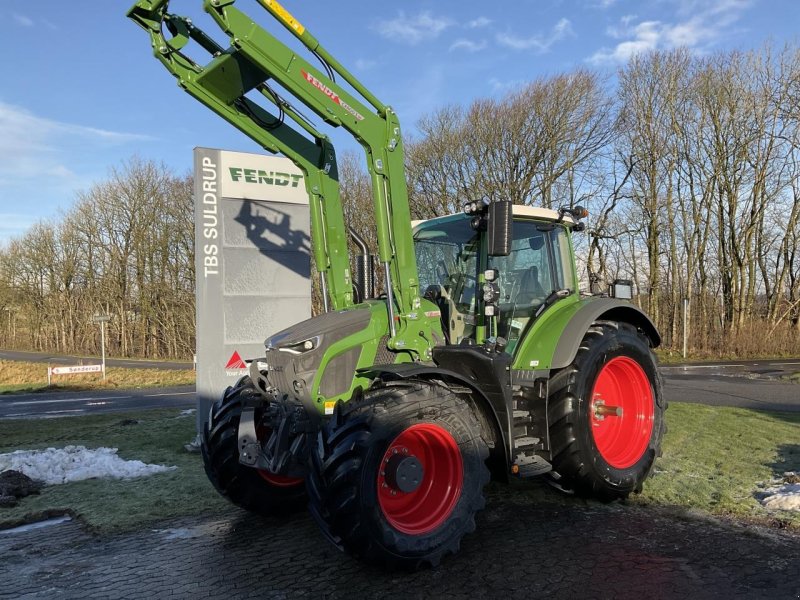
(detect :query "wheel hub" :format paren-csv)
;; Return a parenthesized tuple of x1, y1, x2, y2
(376, 423, 464, 535)
(589, 355, 655, 469)
(385, 452, 424, 493)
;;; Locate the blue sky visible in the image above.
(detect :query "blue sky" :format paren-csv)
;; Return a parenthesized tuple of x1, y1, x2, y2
(0, 0, 797, 243)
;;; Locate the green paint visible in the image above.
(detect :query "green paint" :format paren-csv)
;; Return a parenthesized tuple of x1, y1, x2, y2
(127, 0, 437, 358)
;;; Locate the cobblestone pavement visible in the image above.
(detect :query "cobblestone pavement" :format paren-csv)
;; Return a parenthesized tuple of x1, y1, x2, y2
(1, 486, 798, 600)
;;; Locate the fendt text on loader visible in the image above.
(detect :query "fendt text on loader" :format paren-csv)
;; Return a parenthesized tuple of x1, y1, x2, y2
(128, 0, 665, 568)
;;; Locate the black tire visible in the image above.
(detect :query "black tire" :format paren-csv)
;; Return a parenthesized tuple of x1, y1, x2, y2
(201, 377, 306, 515)
(548, 321, 666, 502)
(306, 381, 490, 569)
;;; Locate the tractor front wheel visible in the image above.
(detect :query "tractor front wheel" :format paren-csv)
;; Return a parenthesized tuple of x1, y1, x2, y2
(547, 321, 665, 501)
(201, 377, 305, 515)
(306, 382, 490, 569)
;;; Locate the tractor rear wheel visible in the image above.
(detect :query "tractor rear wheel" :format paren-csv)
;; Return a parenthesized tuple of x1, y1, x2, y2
(201, 377, 305, 515)
(547, 321, 665, 502)
(306, 381, 490, 569)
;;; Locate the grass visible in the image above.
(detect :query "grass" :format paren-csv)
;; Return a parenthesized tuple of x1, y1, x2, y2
(780, 371, 800, 383)
(631, 403, 800, 528)
(0, 360, 195, 394)
(0, 403, 798, 533)
(0, 408, 227, 531)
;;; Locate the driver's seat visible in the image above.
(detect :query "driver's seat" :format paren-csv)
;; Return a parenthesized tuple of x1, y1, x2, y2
(517, 266, 546, 305)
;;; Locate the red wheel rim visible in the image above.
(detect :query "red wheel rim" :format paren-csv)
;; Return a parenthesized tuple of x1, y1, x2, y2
(257, 469, 304, 488)
(589, 356, 654, 469)
(254, 421, 304, 488)
(377, 423, 463, 535)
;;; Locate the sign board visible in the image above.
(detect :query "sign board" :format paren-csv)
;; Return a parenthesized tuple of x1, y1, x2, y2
(50, 365, 103, 375)
(194, 147, 312, 434)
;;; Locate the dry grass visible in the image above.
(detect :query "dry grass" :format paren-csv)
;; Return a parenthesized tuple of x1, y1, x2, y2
(659, 320, 800, 362)
(0, 360, 195, 394)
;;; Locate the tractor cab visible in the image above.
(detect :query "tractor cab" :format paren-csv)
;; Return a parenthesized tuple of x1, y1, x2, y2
(414, 206, 578, 354)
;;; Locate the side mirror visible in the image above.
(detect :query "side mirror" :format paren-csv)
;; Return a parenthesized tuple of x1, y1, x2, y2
(488, 200, 512, 256)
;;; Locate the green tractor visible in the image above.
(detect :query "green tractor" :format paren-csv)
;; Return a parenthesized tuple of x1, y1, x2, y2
(128, 0, 665, 568)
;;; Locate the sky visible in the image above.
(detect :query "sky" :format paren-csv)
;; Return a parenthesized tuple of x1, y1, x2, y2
(0, 0, 798, 243)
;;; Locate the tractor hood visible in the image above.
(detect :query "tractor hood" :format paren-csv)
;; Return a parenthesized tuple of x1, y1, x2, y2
(260, 302, 384, 412)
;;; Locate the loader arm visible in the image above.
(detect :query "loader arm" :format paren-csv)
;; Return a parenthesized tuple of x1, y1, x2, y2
(127, 0, 435, 358)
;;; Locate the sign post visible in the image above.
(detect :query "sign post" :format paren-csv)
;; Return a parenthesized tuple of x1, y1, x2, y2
(92, 314, 110, 380)
(193, 148, 312, 436)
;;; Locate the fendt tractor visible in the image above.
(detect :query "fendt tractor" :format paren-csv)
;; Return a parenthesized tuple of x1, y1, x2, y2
(128, 0, 665, 568)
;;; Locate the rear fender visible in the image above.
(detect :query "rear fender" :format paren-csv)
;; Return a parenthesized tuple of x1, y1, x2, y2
(551, 299, 661, 369)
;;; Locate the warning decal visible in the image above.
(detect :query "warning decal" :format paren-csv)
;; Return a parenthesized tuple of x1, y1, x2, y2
(225, 351, 248, 370)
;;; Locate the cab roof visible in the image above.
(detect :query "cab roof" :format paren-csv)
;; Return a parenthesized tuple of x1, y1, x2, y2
(411, 205, 575, 230)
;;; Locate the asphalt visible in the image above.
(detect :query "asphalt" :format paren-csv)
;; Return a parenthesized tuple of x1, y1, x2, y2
(0, 349, 192, 370)
(0, 386, 195, 419)
(660, 360, 800, 412)
(0, 488, 798, 599)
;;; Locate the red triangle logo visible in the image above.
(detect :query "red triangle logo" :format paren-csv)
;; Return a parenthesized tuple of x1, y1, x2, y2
(225, 351, 247, 369)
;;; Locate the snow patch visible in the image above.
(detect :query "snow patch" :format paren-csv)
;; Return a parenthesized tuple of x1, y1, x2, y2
(0, 515, 72, 535)
(759, 472, 800, 512)
(0, 446, 176, 485)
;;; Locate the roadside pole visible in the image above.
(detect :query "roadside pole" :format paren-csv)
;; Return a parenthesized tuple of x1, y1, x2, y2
(682, 297, 688, 360)
(101, 320, 106, 380)
(92, 314, 110, 381)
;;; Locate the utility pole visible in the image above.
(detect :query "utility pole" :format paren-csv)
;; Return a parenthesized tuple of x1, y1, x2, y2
(92, 314, 111, 380)
(682, 297, 689, 360)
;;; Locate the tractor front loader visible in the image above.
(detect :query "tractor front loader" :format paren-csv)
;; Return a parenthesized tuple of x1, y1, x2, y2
(128, 0, 665, 568)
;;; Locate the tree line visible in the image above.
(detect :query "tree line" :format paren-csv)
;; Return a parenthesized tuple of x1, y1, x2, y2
(0, 159, 194, 359)
(1, 45, 799, 359)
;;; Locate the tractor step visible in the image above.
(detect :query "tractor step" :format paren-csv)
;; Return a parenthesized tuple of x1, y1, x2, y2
(513, 451, 552, 478)
(513, 436, 541, 449)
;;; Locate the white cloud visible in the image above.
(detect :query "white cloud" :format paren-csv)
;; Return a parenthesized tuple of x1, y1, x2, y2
(589, 0, 751, 64)
(0, 101, 154, 211)
(449, 39, 488, 53)
(496, 18, 574, 53)
(467, 17, 492, 29)
(354, 58, 376, 71)
(373, 11, 454, 45)
(489, 77, 526, 95)
(12, 13, 33, 27)
(0, 101, 153, 164)
(588, 0, 619, 8)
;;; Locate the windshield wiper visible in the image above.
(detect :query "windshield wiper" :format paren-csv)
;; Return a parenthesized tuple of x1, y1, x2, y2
(534, 289, 571, 319)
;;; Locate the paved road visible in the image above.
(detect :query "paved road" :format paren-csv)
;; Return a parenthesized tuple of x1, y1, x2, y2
(660, 361, 800, 412)
(1, 486, 798, 599)
(0, 348, 192, 370)
(0, 359, 798, 419)
(0, 386, 194, 419)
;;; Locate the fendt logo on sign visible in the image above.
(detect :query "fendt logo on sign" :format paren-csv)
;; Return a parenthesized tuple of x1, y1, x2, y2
(228, 168, 302, 188)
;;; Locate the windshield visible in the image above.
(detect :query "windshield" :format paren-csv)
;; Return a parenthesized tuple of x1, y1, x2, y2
(415, 218, 480, 343)
(415, 216, 574, 352)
